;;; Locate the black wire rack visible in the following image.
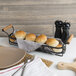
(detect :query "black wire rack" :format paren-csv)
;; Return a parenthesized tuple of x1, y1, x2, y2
(36, 39, 66, 56)
(2, 25, 66, 56)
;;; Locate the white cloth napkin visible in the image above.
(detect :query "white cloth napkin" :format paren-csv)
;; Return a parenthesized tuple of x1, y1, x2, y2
(17, 39, 43, 52)
(0, 63, 23, 76)
(0, 56, 57, 76)
(22, 56, 57, 76)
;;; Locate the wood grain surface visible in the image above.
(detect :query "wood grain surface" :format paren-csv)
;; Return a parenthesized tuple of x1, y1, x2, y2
(0, 0, 75, 36)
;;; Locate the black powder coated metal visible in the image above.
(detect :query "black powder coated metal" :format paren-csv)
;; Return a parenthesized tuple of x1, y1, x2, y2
(2, 25, 66, 57)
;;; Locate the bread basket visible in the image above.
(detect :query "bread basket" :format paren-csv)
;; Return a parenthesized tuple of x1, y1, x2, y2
(2, 24, 66, 56)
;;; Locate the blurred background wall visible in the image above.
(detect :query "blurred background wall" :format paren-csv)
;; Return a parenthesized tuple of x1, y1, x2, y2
(0, 0, 75, 36)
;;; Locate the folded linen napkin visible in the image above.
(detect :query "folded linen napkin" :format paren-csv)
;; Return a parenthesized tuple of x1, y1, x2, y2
(0, 56, 57, 76)
(0, 63, 23, 76)
(17, 39, 43, 52)
(22, 56, 57, 76)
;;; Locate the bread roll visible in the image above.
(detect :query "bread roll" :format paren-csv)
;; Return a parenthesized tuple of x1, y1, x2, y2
(35, 34, 47, 43)
(15, 31, 26, 39)
(46, 38, 59, 47)
(53, 44, 62, 52)
(26, 33, 36, 41)
(10, 35, 16, 42)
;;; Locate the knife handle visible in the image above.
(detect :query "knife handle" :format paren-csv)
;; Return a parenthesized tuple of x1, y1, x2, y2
(57, 61, 76, 72)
